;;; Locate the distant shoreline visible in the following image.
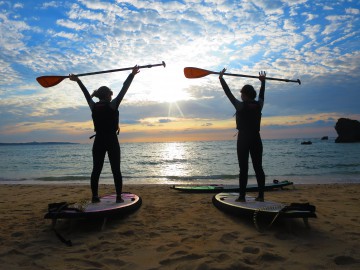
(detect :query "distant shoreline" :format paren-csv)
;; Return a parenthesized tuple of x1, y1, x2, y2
(0, 142, 79, 146)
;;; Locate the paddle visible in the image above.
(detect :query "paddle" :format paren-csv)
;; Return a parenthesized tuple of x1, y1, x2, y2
(37, 61, 166, 88)
(184, 67, 301, 85)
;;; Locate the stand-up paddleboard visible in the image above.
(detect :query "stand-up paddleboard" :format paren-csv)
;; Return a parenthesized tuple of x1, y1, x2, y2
(213, 192, 316, 230)
(171, 180, 293, 193)
(45, 192, 142, 220)
(45, 193, 142, 246)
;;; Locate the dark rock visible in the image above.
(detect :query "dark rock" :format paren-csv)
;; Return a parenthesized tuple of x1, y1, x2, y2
(321, 136, 328, 140)
(335, 118, 360, 143)
(301, 141, 312, 145)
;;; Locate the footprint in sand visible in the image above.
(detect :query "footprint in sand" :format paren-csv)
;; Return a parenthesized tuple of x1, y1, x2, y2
(118, 230, 136, 236)
(11, 232, 24, 237)
(156, 245, 168, 252)
(156, 242, 180, 252)
(258, 252, 286, 262)
(102, 258, 127, 267)
(64, 258, 105, 269)
(334, 255, 358, 265)
(220, 232, 239, 243)
(180, 234, 202, 243)
(243, 246, 260, 254)
(159, 253, 204, 266)
(170, 250, 188, 257)
(216, 253, 231, 261)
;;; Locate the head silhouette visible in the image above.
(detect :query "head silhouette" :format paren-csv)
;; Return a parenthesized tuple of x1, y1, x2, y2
(241, 85, 256, 100)
(92, 86, 113, 100)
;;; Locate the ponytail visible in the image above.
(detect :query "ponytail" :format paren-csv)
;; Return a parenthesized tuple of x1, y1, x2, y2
(92, 86, 112, 100)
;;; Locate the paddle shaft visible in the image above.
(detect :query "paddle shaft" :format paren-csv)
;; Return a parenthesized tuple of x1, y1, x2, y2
(211, 71, 301, 84)
(72, 61, 166, 78)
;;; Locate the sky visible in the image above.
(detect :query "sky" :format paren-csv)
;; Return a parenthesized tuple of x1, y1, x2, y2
(0, 0, 359, 143)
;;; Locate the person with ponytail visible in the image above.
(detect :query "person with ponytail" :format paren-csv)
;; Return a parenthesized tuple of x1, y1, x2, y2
(219, 68, 266, 202)
(69, 65, 140, 203)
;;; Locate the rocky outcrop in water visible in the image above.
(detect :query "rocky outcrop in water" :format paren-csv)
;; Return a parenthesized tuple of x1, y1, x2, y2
(335, 118, 360, 143)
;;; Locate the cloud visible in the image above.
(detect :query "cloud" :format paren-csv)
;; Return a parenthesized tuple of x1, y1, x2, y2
(302, 12, 318, 22)
(252, 0, 284, 15)
(158, 118, 172, 123)
(322, 6, 333, 11)
(14, 3, 24, 9)
(0, 12, 30, 54)
(0, 0, 359, 143)
(0, 59, 22, 86)
(345, 8, 359, 15)
(41, 1, 60, 9)
(52, 31, 79, 40)
(56, 19, 87, 31)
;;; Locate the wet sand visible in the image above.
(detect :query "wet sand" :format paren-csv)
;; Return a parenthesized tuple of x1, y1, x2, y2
(0, 183, 359, 269)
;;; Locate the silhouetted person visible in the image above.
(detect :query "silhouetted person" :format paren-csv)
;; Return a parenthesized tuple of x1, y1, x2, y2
(69, 65, 140, 203)
(219, 68, 266, 202)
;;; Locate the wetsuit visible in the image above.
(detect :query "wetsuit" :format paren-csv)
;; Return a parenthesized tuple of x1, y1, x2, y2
(220, 78, 266, 199)
(76, 74, 135, 198)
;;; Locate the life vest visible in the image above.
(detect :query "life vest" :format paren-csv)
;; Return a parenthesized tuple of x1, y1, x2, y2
(91, 101, 119, 135)
(236, 101, 262, 132)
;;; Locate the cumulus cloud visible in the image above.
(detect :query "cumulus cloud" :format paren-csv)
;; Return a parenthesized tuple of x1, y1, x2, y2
(56, 19, 87, 31)
(14, 3, 23, 9)
(41, 1, 60, 9)
(345, 8, 359, 15)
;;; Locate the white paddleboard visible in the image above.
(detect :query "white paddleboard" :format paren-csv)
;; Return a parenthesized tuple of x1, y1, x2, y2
(44, 192, 142, 219)
(213, 192, 316, 219)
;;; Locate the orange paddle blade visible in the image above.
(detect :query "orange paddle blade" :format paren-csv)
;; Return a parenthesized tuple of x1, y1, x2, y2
(36, 76, 67, 88)
(184, 67, 215, 78)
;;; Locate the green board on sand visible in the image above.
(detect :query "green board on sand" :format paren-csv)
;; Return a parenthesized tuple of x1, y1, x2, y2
(171, 180, 293, 193)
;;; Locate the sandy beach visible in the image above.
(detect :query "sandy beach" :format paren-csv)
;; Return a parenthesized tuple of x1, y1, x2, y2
(0, 183, 359, 270)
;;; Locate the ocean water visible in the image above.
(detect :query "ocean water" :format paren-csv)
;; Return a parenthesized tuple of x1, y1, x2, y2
(0, 138, 359, 185)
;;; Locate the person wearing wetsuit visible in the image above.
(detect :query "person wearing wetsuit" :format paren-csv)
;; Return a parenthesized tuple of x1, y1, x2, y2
(69, 66, 139, 203)
(219, 68, 266, 202)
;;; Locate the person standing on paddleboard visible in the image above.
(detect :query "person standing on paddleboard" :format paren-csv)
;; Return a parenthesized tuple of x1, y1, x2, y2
(219, 68, 266, 202)
(69, 65, 140, 203)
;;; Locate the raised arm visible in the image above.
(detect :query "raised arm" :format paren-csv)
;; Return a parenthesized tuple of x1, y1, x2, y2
(69, 74, 94, 109)
(113, 65, 140, 108)
(258, 71, 266, 108)
(219, 68, 240, 109)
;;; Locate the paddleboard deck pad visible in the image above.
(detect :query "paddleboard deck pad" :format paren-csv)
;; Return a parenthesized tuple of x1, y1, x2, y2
(172, 180, 293, 193)
(44, 192, 142, 220)
(213, 192, 316, 229)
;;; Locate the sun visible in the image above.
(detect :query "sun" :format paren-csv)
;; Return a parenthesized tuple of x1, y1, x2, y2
(125, 64, 196, 117)
(147, 65, 192, 103)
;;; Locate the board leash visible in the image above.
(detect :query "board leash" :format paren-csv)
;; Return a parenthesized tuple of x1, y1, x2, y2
(48, 200, 88, 247)
(50, 203, 74, 246)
